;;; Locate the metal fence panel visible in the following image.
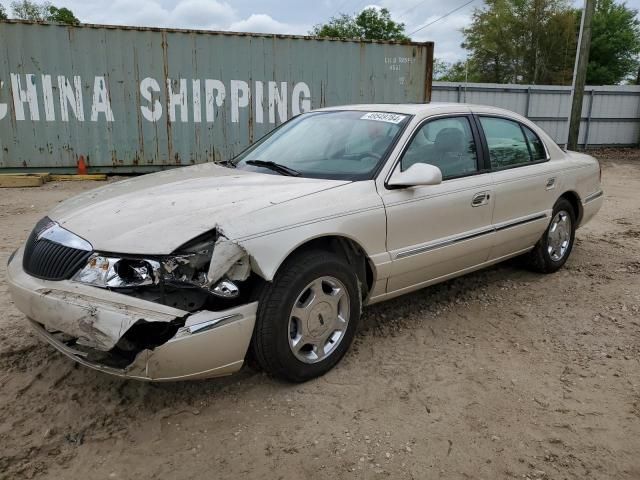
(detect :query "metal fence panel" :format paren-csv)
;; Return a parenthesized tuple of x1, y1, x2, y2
(0, 21, 433, 172)
(433, 81, 640, 147)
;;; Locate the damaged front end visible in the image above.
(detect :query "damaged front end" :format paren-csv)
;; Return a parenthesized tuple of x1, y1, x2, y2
(8, 220, 261, 381)
(24, 300, 258, 381)
(72, 230, 256, 312)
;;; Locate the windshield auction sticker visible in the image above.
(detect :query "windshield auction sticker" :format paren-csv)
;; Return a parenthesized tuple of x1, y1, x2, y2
(360, 112, 406, 124)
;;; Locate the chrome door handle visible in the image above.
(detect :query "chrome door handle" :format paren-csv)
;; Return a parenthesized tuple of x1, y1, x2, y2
(546, 177, 556, 190)
(471, 191, 490, 207)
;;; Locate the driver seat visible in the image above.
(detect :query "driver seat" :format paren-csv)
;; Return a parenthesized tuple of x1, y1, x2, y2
(432, 128, 473, 176)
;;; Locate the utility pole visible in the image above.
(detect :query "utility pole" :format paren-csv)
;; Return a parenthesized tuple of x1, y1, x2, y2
(567, 0, 596, 150)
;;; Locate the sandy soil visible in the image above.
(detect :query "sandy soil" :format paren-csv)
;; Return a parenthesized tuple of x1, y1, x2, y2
(1, 153, 639, 480)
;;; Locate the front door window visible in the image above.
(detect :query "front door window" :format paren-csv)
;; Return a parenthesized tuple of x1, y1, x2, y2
(401, 116, 478, 179)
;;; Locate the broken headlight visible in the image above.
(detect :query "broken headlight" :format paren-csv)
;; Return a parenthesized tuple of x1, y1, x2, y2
(72, 238, 216, 290)
(72, 255, 160, 288)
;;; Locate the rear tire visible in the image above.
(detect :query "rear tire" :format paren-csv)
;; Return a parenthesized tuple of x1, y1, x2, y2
(524, 198, 576, 273)
(251, 250, 361, 382)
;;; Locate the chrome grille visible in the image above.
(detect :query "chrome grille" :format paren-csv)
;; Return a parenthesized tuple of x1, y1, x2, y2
(23, 217, 92, 281)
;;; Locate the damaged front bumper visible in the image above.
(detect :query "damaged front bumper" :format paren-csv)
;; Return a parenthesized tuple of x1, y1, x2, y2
(7, 247, 257, 381)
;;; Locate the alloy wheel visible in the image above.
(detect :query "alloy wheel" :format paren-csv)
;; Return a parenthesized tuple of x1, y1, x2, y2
(287, 276, 350, 364)
(547, 210, 572, 261)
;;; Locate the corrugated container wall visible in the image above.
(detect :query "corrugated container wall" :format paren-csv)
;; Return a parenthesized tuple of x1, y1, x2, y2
(0, 21, 434, 172)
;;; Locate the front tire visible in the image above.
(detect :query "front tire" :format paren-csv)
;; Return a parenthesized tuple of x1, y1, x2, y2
(524, 198, 576, 273)
(251, 250, 361, 382)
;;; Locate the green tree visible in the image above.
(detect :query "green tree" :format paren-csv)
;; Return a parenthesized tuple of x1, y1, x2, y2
(433, 58, 450, 80)
(462, 0, 576, 84)
(461, 0, 640, 85)
(587, 0, 640, 84)
(0, 4, 8, 20)
(311, 7, 409, 41)
(435, 60, 484, 82)
(462, 0, 520, 83)
(11, 0, 48, 20)
(47, 5, 79, 25)
(311, 13, 361, 38)
(10, 0, 79, 24)
(355, 7, 409, 41)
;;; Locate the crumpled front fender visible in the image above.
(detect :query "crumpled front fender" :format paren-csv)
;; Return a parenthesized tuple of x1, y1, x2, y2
(7, 247, 257, 381)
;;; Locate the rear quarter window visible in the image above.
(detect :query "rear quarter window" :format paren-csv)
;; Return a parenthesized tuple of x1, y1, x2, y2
(522, 125, 547, 161)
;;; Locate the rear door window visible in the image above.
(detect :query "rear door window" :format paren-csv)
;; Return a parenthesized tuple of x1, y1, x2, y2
(479, 117, 530, 169)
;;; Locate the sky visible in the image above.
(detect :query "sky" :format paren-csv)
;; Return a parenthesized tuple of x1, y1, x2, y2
(1, 0, 640, 63)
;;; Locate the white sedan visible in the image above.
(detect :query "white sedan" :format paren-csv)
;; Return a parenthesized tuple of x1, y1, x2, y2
(7, 103, 603, 382)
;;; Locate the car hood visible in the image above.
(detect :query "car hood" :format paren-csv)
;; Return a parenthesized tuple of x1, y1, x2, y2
(48, 163, 350, 254)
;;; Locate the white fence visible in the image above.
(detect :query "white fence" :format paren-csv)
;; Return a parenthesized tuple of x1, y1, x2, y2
(432, 82, 640, 147)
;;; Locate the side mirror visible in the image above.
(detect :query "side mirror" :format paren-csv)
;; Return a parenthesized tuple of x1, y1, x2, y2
(387, 163, 442, 187)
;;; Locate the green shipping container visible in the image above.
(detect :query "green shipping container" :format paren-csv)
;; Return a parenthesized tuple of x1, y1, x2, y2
(0, 20, 433, 172)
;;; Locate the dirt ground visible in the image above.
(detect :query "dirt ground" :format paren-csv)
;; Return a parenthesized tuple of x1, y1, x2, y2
(0, 151, 639, 480)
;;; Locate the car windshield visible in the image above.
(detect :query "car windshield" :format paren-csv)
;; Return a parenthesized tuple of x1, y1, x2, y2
(233, 110, 410, 180)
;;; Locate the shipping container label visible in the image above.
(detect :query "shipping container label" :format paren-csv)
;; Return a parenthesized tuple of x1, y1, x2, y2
(0, 74, 312, 124)
(360, 112, 406, 124)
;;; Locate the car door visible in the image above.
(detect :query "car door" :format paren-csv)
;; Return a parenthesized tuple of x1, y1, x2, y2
(474, 115, 557, 260)
(379, 114, 495, 295)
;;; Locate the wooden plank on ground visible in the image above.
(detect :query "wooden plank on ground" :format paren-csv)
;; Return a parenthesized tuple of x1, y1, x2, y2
(50, 174, 107, 181)
(0, 174, 45, 188)
(0, 172, 51, 181)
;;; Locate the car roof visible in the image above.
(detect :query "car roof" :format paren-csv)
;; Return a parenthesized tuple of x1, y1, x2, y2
(314, 102, 519, 118)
